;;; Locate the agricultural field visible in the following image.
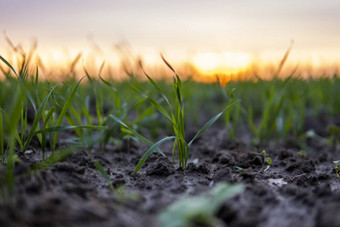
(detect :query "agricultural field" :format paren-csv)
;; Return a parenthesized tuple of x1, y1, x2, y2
(1, 55, 340, 227)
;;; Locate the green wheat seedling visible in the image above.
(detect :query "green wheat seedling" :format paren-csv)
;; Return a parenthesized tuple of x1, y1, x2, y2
(0, 110, 4, 163)
(0, 81, 25, 203)
(41, 78, 107, 153)
(217, 77, 242, 141)
(0, 55, 36, 151)
(159, 183, 244, 227)
(111, 56, 239, 173)
(247, 76, 292, 145)
(0, 55, 52, 154)
(0, 56, 106, 156)
(23, 85, 57, 151)
(51, 78, 84, 152)
(97, 75, 152, 149)
(83, 65, 105, 149)
(327, 125, 340, 151)
(260, 150, 272, 165)
(94, 162, 114, 191)
(94, 162, 139, 203)
(297, 150, 308, 158)
(30, 145, 79, 172)
(98, 74, 124, 148)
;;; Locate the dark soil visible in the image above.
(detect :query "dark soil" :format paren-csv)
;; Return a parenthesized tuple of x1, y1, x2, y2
(1, 125, 340, 227)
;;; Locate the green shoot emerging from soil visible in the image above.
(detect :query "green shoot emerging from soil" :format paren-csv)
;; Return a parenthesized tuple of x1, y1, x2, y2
(297, 150, 308, 158)
(333, 160, 340, 178)
(94, 162, 139, 203)
(94, 162, 114, 191)
(328, 125, 340, 151)
(260, 150, 272, 165)
(111, 56, 239, 173)
(159, 182, 244, 227)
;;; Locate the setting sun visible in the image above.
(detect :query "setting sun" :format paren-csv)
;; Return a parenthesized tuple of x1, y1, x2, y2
(193, 52, 252, 75)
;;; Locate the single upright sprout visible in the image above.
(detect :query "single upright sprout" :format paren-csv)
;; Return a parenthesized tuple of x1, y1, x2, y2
(111, 56, 240, 173)
(260, 150, 272, 165)
(297, 150, 307, 158)
(327, 125, 340, 151)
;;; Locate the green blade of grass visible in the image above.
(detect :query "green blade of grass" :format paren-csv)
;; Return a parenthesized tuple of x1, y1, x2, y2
(145, 97, 174, 124)
(161, 54, 177, 74)
(68, 104, 82, 124)
(99, 75, 117, 92)
(134, 106, 154, 124)
(24, 85, 57, 150)
(30, 145, 79, 171)
(44, 107, 55, 127)
(4, 86, 25, 200)
(52, 77, 84, 151)
(35, 66, 39, 85)
(0, 111, 3, 163)
(0, 107, 24, 151)
(40, 107, 55, 153)
(82, 100, 92, 125)
(99, 75, 120, 109)
(95, 92, 103, 126)
(83, 66, 93, 83)
(173, 75, 183, 109)
(109, 114, 153, 146)
(36, 125, 107, 134)
(158, 182, 244, 227)
(94, 162, 114, 191)
(65, 113, 83, 138)
(129, 86, 175, 125)
(138, 61, 173, 111)
(134, 136, 177, 173)
(0, 55, 18, 77)
(188, 99, 240, 147)
(20, 84, 37, 113)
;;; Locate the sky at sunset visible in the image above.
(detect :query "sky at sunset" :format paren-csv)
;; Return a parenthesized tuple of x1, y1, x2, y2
(1, 0, 340, 78)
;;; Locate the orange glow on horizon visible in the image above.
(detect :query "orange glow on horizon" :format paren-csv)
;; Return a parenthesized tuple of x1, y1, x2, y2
(191, 51, 252, 83)
(193, 52, 252, 74)
(1, 45, 340, 82)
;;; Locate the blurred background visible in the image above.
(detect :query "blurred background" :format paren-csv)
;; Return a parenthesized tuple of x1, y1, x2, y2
(1, 0, 340, 81)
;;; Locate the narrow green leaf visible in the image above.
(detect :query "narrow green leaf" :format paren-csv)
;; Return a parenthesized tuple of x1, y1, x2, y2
(44, 108, 55, 127)
(94, 162, 114, 191)
(0, 55, 18, 77)
(0, 111, 3, 163)
(188, 99, 240, 147)
(30, 145, 78, 171)
(99, 75, 118, 92)
(65, 113, 82, 138)
(134, 136, 177, 173)
(82, 100, 91, 125)
(158, 183, 244, 227)
(24, 85, 57, 150)
(109, 114, 153, 146)
(68, 104, 82, 124)
(95, 95, 102, 125)
(146, 97, 174, 124)
(139, 68, 173, 111)
(134, 106, 154, 124)
(0, 93, 25, 151)
(247, 107, 258, 137)
(161, 54, 177, 74)
(35, 66, 39, 85)
(36, 125, 107, 134)
(52, 77, 84, 150)
(83, 66, 93, 83)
